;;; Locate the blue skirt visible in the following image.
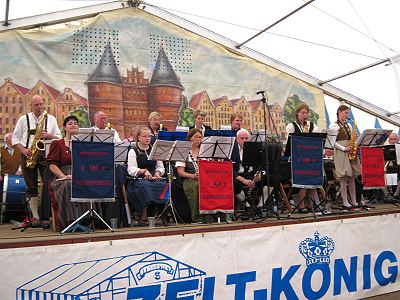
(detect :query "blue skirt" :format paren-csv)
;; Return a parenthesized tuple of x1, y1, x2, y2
(126, 179, 168, 215)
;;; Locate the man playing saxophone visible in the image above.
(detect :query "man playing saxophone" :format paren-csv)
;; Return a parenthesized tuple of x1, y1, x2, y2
(12, 95, 61, 225)
(329, 104, 361, 211)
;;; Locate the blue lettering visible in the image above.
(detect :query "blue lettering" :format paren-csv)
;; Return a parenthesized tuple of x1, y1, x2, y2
(165, 279, 199, 300)
(202, 277, 215, 300)
(226, 271, 256, 300)
(271, 265, 300, 300)
(333, 257, 357, 296)
(302, 264, 330, 299)
(126, 284, 161, 300)
(363, 254, 371, 290)
(374, 251, 398, 286)
(254, 289, 268, 300)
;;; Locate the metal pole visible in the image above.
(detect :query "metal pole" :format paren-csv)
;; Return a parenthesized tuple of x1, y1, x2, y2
(3, 0, 10, 26)
(319, 58, 390, 85)
(236, 0, 315, 49)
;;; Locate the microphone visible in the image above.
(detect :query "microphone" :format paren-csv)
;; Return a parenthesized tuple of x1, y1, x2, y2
(256, 91, 265, 95)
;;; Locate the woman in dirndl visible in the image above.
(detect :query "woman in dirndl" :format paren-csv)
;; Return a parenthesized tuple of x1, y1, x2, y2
(126, 127, 167, 225)
(47, 115, 91, 230)
(176, 128, 202, 221)
(329, 104, 361, 211)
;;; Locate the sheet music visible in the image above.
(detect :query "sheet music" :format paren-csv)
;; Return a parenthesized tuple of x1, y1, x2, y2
(114, 141, 132, 163)
(356, 129, 393, 146)
(148, 140, 192, 162)
(250, 129, 270, 142)
(199, 136, 235, 159)
(71, 128, 115, 143)
(321, 128, 338, 149)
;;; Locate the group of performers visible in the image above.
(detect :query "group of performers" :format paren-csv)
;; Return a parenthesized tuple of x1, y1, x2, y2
(1, 94, 397, 231)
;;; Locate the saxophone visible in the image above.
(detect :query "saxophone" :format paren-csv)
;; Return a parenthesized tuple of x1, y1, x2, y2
(26, 111, 47, 169)
(347, 119, 358, 161)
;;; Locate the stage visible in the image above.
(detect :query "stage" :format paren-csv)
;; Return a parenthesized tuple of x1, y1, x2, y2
(1, 203, 400, 299)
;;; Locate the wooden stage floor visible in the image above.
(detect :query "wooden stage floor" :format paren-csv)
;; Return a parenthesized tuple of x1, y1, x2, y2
(1, 202, 399, 250)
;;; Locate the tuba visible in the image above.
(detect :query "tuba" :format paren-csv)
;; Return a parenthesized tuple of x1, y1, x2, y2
(347, 119, 358, 161)
(26, 111, 47, 169)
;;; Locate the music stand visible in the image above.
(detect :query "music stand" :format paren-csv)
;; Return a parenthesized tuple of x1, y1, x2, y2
(149, 139, 192, 226)
(321, 128, 338, 150)
(250, 130, 270, 142)
(243, 141, 284, 221)
(114, 141, 133, 226)
(357, 129, 393, 147)
(198, 136, 235, 160)
(62, 132, 115, 234)
(158, 131, 188, 141)
(286, 133, 327, 219)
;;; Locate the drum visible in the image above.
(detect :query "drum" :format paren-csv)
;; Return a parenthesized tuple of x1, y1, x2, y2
(2, 174, 26, 214)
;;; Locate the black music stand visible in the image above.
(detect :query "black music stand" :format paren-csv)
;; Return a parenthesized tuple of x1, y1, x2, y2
(198, 136, 235, 222)
(286, 133, 327, 219)
(149, 139, 192, 226)
(241, 141, 282, 220)
(62, 133, 115, 234)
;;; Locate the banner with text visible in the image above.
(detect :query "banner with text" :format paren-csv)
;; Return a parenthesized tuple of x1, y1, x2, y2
(291, 135, 324, 188)
(361, 146, 385, 188)
(199, 160, 234, 213)
(1, 214, 399, 299)
(72, 140, 115, 202)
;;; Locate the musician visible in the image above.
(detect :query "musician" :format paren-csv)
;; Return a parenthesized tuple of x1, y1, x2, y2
(176, 128, 202, 221)
(286, 102, 319, 213)
(92, 111, 122, 143)
(0, 133, 22, 202)
(387, 132, 399, 145)
(329, 104, 361, 210)
(189, 110, 212, 136)
(230, 113, 243, 132)
(148, 111, 167, 144)
(231, 129, 261, 211)
(12, 95, 61, 224)
(47, 116, 91, 230)
(126, 127, 167, 225)
(124, 126, 139, 143)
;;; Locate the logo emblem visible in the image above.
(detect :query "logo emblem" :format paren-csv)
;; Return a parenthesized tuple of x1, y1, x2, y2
(299, 231, 335, 266)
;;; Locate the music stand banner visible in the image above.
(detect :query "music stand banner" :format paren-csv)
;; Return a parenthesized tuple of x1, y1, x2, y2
(72, 141, 115, 202)
(291, 135, 324, 188)
(361, 147, 385, 188)
(199, 160, 234, 213)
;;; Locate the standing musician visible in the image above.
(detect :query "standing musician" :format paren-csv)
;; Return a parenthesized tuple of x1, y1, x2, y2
(286, 102, 320, 213)
(329, 104, 361, 211)
(12, 95, 61, 225)
(176, 128, 202, 222)
(92, 111, 122, 143)
(126, 127, 167, 225)
(189, 110, 212, 136)
(230, 113, 243, 132)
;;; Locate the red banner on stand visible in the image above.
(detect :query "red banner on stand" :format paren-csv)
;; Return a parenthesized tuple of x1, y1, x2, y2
(361, 147, 385, 188)
(199, 160, 234, 213)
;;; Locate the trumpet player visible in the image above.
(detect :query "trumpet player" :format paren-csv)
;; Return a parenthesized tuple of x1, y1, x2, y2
(12, 95, 61, 225)
(329, 104, 361, 211)
(92, 111, 122, 143)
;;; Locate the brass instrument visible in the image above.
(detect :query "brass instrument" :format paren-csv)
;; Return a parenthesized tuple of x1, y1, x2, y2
(347, 119, 358, 161)
(26, 111, 47, 169)
(106, 122, 111, 129)
(303, 120, 310, 133)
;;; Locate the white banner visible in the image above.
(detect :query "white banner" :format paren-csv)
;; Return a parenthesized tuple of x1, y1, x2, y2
(1, 214, 399, 299)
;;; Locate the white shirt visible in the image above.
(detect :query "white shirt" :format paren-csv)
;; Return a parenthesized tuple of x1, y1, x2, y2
(329, 122, 351, 152)
(127, 146, 165, 177)
(12, 112, 61, 148)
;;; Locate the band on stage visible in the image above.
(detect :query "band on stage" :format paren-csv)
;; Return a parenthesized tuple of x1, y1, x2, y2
(2, 95, 399, 231)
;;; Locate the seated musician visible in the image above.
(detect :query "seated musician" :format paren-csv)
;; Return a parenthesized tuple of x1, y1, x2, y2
(47, 116, 94, 230)
(286, 102, 320, 213)
(148, 111, 167, 144)
(230, 113, 242, 132)
(231, 129, 261, 211)
(329, 105, 361, 210)
(176, 128, 202, 222)
(92, 111, 122, 143)
(126, 127, 167, 225)
(189, 110, 212, 136)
